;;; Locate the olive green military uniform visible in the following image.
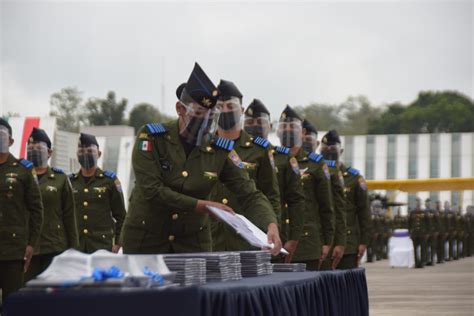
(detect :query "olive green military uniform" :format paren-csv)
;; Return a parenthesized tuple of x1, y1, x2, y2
(25, 167, 79, 281)
(0, 155, 43, 300)
(209, 131, 281, 251)
(436, 211, 447, 263)
(382, 217, 392, 259)
(461, 214, 470, 257)
(336, 164, 370, 269)
(393, 214, 408, 229)
(446, 211, 456, 260)
(319, 160, 347, 270)
(468, 213, 474, 257)
(121, 121, 277, 254)
(70, 168, 126, 253)
(292, 150, 335, 270)
(371, 214, 385, 261)
(455, 213, 464, 259)
(426, 210, 439, 265)
(408, 209, 428, 268)
(272, 146, 305, 246)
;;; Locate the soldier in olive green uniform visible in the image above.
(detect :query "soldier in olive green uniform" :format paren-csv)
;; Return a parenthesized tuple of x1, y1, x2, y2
(393, 208, 408, 229)
(276, 106, 335, 271)
(0, 118, 43, 301)
(382, 214, 392, 259)
(467, 210, 474, 257)
(244, 100, 305, 262)
(208, 80, 281, 252)
(462, 212, 470, 258)
(424, 199, 438, 266)
(366, 206, 377, 263)
(70, 133, 126, 254)
(445, 202, 456, 261)
(121, 63, 281, 255)
(455, 210, 464, 259)
(371, 200, 384, 261)
(435, 201, 447, 263)
(408, 198, 429, 268)
(24, 128, 78, 281)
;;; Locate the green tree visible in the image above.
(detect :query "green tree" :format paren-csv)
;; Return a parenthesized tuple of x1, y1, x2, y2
(49, 87, 84, 132)
(85, 91, 128, 126)
(128, 103, 174, 132)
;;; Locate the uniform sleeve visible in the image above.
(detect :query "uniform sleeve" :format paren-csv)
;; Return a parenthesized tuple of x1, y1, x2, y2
(408, 212, 413, 233)
(355, 175, 371, 245)
(331, 171, 347, 246)
(314, 163, 335, 245)
(61, 176, 79, 248)
(284, 160, 305, 241)
(255, 150, 281, 227)
(110, 177, 127, 244)
(132, 126, 198, 211)
(25, 171, 44, 246)
(220, 153, 277, 230)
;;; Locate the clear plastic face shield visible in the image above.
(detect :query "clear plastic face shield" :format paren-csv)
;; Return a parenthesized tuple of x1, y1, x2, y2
(320, 142, 341, 161)
(277, 118, 303, 148)
(302, 132, 318, 153)
(216, 97, 242, 131)
(27, 141, 49, 168)
(243, 113, 271, 139)
(179, 99, 220, 146)
(0, 126, 10, 153)
(77, 144, 99, 169)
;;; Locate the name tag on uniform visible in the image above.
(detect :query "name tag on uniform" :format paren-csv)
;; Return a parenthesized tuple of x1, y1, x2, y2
(93, 187, 107, 193)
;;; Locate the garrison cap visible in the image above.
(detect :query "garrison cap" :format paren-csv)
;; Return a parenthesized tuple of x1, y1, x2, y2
(79, 133, 99, 148)
(29, 127, 52, 148)
(245, 99, 270, 117)
(217, 79, 243, 101)
(180, 62, 219, 109)
(322, 129, 341, 145)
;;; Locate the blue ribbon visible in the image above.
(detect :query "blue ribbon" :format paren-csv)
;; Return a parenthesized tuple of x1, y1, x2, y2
(91, 266, 124, 282)
(143, 266, 164, 285)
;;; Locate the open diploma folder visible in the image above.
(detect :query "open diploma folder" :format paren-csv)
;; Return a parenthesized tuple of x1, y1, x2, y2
(206, 206, 289, 255)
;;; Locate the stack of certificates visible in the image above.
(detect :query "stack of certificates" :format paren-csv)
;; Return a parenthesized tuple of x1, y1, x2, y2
(163, 257, 206, 286)
(272, 263, 307, 272)
(238, 251, 273, 277)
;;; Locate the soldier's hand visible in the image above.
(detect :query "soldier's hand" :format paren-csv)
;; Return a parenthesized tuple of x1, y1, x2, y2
(266, 223, 282, 256)
(331, 245, 345, 269)
(112, 245, 121, 253)
(357, 244, 367, 267)
(196, 200, 234, 215)
(320, 245, 331, 262)
(23, 245, 34, 273)
(283, 240, 299, 263)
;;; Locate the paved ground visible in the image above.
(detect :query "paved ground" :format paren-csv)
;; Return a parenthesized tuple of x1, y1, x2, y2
(365, 257, 474, 316)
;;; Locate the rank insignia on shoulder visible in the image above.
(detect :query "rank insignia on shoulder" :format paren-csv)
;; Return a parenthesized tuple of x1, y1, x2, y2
(275, 146, 290, 155)
(214, 137, 235, 151)
(103, 170, 117, 179)
(324, 159, 337, 168)
(145, 123, 167, 135)
(52, 167, 64, 174)
(252, 136, 270, 149)
(308, 152, 323, 163)
(19, 159, 33, 169)
(347, 167, 360, 176)
(228, 149, 245, 169)
(289, 157, 300, 175)
(140, 140, 153, 152)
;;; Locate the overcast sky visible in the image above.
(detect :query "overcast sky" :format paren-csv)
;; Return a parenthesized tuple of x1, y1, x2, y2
(1, 0, 472, 118)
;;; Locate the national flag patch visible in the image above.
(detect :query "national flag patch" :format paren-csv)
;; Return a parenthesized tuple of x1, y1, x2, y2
(140, 140, 152, 152)
(289, 157, 300, 175)
(228, 149, 245, 169)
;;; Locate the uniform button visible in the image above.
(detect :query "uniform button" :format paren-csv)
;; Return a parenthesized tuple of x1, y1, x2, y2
(284, 203, 288, 208)
(285, 219, 290, 224)
(83, 229, 88, 234)
(102, 235, 106, 239)
(84, 188, 89, 193)
(98, 195, 102, 198)
(206, 146, 212, 152)
(182, 171, 188, 178)
(172, 213, 179, 220)
(347, 230, 352, 235)
(304, 232, 309, 236)
(83, 215, 88, 220)
(222, 198, 228, 205)
(83, 201, 88, 207)
(245, 141, 251, 146)
(168, 235, 175, 242)
(12, 233, 16, 238)
(142, 220, 146, 225)
(8, 186, 13, 190)
(57, 225, 61, 229)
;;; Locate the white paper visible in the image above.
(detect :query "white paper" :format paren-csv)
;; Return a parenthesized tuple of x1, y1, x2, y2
(207, 205, 289, 255)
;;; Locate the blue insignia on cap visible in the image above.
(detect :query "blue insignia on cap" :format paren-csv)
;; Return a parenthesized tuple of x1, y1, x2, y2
(308, 152, 323, 163)
(347, 167, 360, 176)
(19, 159, 33, 169)
(275, 146, 290, 155)
(252, 136, 270, 149)
(145, 123, 167, 135)
(213, 137, 235, 151)
(52, 167, 64, 174)
(103, 170, 117, 179)
(324, 160, 337, 168)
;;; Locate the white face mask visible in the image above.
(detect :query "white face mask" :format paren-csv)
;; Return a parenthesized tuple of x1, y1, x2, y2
(0, 126, 10, 153)
(27, 142, 49, 168)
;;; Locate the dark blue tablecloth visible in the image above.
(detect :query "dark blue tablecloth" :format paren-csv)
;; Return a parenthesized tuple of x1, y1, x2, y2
(4, 268, 368, 316)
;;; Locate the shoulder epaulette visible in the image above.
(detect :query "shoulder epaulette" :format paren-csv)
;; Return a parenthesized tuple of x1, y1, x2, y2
(52, 167, 64, 174)
(347, 167, 360, 176)
(145, 123, 167, 135)
(274, 146, 290, 155)
(324, 159, 337, 168)
(213, 137, 235, 151)
(252, 136, 270, 149)
(103, 170, 117, 179)
(308, 152, 323, 163)
(19, 159, 33, 169)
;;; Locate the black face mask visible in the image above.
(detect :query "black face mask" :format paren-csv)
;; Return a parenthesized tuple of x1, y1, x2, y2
(78, 153, 97, 169)
(218, 110, 239, 130)
(244, 125, 265, 138)
(302, 141, 315, 153)
(281, 132, 298, 148)
(27, 149, 49, 168)
(322, 151, 339, 161)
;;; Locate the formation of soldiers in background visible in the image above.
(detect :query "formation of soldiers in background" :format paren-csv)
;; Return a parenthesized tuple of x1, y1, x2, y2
(0, 63, 471, 303)
(366, 194, 474, 268)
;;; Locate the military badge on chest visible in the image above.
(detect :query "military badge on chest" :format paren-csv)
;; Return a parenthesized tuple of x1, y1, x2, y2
(159, 159, 171, 172)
